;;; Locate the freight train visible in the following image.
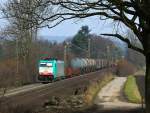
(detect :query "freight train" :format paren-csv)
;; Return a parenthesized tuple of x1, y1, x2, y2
(37, 58, 114, 82)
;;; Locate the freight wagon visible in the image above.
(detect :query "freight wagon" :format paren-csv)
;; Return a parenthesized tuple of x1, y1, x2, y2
(37, 58, 113, 82)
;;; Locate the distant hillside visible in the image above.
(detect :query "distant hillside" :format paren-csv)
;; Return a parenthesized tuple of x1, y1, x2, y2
(110, 38, 127, 56)
(39, 35, 127, 56)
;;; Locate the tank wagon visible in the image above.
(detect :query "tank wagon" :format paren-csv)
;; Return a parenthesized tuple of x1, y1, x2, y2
(38, 57, 114, 82)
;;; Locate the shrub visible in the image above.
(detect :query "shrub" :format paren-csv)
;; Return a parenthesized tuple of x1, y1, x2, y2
(0, 58, 37, 87)
(0, 58, 16, 88)
(116, 59, 137, 76)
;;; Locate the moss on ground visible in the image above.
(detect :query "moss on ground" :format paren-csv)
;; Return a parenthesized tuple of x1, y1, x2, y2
(124, 76, 142, 103)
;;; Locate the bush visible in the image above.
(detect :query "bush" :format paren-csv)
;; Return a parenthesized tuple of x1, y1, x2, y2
(0, 59, 16, 88)
(116, 59, 137, 76)
(124, 76, 142, 103)
(0, 58, 37, 88)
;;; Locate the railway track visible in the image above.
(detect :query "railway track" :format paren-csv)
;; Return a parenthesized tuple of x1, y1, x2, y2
(0, 83, 45, 97)
(0, 68, 115, 112)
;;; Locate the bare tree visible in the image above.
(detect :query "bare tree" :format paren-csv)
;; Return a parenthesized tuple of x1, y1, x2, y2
(1, 0, 39, 84)
(35, 1, 149, 112)
(2, 0, 150, 112)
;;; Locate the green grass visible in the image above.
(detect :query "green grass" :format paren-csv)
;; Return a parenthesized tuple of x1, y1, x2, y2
(124, 76, 142, 103)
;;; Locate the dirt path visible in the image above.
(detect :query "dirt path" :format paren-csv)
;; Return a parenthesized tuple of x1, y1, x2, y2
(94, 77, 142, 109)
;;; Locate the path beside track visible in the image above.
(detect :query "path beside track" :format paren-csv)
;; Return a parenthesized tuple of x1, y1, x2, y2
(94, 77, 142, 110)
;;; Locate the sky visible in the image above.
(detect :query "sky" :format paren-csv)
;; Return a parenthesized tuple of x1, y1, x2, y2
(39, 17, 113, 35)
(0, 15, 115, 42)
(0, 0, 125, 42)
(38, 16, 115, 42)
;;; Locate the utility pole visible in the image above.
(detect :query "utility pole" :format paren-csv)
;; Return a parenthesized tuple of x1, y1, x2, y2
(107, 46, 110, 67)
(88, 38, 91, 58)
(64, 43, 68, 68)
(16, 36, 20, 85)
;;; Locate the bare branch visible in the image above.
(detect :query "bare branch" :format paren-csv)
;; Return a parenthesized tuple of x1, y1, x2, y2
(101, 33, 144, 54)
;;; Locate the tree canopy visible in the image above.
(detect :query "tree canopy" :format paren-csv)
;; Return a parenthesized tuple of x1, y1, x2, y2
(71, 26, 90, 56)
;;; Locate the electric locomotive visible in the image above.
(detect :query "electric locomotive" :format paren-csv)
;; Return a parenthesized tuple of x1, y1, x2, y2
(38, 58, 65, 82)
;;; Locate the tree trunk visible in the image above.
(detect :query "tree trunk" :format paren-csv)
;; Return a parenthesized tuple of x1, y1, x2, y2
(145, 54, 150, 113)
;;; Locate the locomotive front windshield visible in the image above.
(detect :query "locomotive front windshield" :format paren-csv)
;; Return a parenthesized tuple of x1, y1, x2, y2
(40, 63, 53, 67)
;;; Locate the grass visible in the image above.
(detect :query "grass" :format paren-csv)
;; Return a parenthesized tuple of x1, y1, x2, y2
(124, 75, 142, 103)
(84, 73, 114, 105)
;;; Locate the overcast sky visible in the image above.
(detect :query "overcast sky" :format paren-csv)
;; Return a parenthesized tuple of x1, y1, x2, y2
(39, 17, 113, 37)
(0, 0, 124, 42)
(0, 16, 115, 42)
